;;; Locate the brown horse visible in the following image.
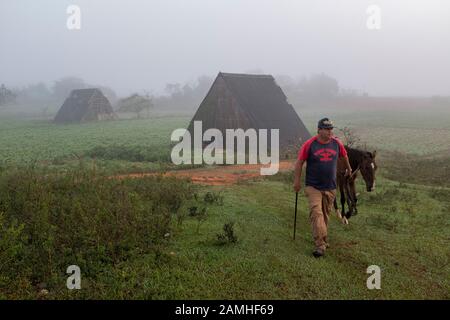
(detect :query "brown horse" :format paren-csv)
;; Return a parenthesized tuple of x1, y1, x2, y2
(334, 146, 378, 224)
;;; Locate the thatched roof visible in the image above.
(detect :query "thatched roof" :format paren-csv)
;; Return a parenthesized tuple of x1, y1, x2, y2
(54, 88, 116, 123)
(187, 72, 311, 148)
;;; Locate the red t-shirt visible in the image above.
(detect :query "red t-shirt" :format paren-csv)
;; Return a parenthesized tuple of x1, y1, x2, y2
(298, 136, 347, 190)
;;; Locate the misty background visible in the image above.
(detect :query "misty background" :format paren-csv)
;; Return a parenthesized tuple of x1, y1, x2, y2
(1, 0, 450, 116)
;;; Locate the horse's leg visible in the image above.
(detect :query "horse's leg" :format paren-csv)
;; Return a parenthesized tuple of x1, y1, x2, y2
(340, 180, 349, 224)
(350, 178, 358, 215)
(340, 187, 346, 216)
(333, 197, 341, 219)
(340, 191, 348, 224)
(344, 180, 354, 218)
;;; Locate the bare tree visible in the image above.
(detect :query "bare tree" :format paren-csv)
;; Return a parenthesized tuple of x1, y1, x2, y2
(117, 93, 154, 119)
(0, 84, 16, 106)
(337, 126, 360, 147)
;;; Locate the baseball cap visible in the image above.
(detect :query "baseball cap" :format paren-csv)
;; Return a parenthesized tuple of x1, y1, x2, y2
(318, 117, 334, 129)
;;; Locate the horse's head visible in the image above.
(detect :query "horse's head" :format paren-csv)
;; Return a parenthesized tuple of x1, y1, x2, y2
(359, 150, 378, 192)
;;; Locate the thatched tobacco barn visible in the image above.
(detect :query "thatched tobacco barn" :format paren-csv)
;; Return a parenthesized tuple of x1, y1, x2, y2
(54, 88, 116, 123)
(187, 72, 311, 149)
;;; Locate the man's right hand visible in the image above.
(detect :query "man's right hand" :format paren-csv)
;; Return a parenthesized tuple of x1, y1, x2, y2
(293, 182, 301, 193)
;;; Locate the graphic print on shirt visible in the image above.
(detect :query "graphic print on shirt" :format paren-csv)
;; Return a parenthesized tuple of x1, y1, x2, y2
(313, 148, 337, 162)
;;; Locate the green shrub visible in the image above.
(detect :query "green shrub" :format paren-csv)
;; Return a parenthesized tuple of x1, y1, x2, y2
(191, 207, 207, 234)
(203, 192, 224, 206)
(0, 167, 194, 297)
(216, 221, 238, 244)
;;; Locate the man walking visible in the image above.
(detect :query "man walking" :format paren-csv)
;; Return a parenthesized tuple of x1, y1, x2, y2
(293, 118, 352, 258)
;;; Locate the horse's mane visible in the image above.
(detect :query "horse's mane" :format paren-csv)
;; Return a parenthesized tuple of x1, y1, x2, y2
(344, 146, 371, 169)
(345, 146, 367, 157)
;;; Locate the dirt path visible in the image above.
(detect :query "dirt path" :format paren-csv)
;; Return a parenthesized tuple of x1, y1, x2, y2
(115, 160, 295, 185)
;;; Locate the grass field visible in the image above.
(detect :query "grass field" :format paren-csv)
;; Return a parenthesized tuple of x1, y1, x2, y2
(2, 105, 449, 168)
(299, 105, 450, 156)
(3, 175, 448, 299)
(118, 178, 449, 299)
(0, 105, 449, 299)
(0, 116, 188, 164)
(0, 116, 190, 173)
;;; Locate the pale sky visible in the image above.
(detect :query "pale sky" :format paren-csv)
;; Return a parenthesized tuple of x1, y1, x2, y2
(1, 0, 449, 96)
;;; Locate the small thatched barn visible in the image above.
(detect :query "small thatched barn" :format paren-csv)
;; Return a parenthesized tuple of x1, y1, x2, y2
(187, 72, 311, 149)
(54, 88, 116, 123)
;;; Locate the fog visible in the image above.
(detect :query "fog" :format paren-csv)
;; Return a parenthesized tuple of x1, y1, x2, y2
(1, 0, 450, 97)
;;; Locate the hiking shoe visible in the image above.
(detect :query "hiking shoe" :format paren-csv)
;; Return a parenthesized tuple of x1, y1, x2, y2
(313, 249, 325, 258)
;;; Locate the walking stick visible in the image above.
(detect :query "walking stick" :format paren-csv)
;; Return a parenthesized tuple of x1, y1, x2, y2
(293, 192, 298, 240)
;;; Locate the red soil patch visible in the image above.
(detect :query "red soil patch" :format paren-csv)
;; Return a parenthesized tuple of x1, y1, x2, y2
(115, 160, 295, 185)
